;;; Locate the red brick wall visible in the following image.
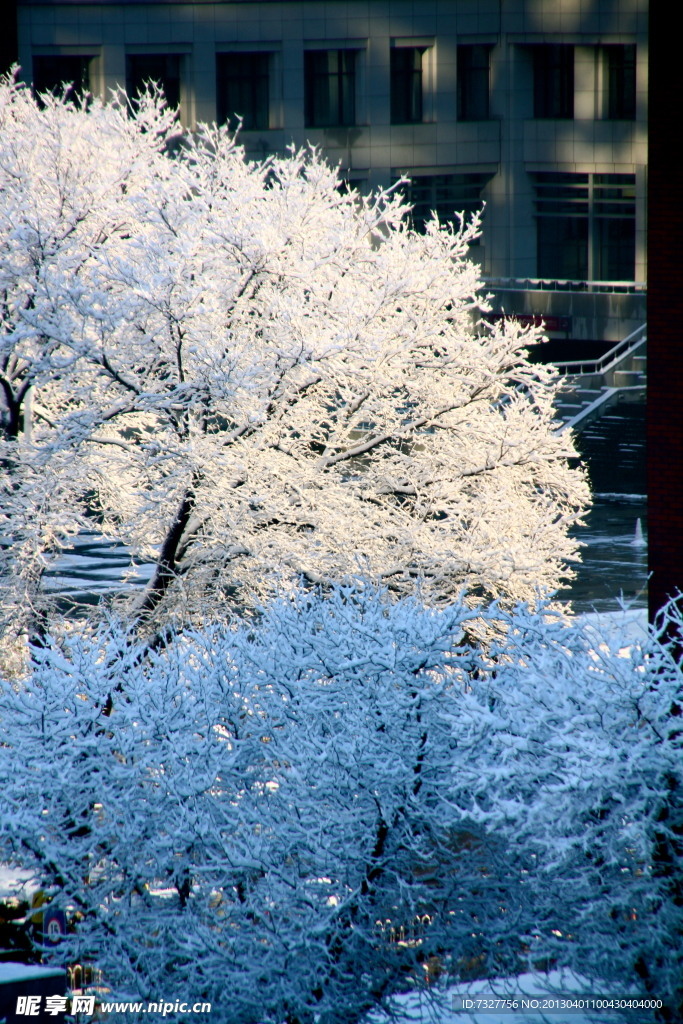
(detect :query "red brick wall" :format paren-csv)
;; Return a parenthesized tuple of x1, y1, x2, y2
(647, 5, 683, 621)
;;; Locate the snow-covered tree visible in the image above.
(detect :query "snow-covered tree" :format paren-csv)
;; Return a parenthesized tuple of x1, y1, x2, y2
(1, 588, 681, 1022)
(0, 588, 527, 1021)
(0, 75, 179, 658)
(0, 73, 589, 641)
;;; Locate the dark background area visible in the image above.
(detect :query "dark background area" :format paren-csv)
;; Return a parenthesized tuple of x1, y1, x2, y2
(647, 2, 683, 620)
(0, 0, 18, 77)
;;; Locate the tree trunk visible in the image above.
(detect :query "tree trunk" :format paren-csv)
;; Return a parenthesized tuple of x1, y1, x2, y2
(135, 487, 195, 619)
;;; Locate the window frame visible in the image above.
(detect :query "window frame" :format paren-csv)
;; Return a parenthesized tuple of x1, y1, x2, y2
(604, 44, 636, 121)
(457, 45, 492, 122)
(303, 49, 357, 129)
(216, 52, 271, 131)
(32, 55, 93, 103)
(125, 53, 182, 110)
(390, 47, 426, 125)
(394, 172, 494, 238)
(532, 45, 575, 120)
(533, 172, 636, 282)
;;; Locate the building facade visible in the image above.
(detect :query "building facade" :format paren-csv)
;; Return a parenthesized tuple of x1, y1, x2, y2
(16, 0, 648, 344)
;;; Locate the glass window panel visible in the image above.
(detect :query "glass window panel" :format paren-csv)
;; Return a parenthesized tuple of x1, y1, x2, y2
(126, 54, 181, 109)
(216, 53, 269, 130)
(595, 218, 636, 280)
(304, 50, 356, 128)
(399, 173, 493, 236)
(593, 174, 636, 206)
(391, 48, 423, 124)
(537, 217, 588, 280)
(594, 204, 636, 217)
(605, 45, 636, 120)
(594, 173, 636, 187)
(457, 45, 490, 121)
(32, 55, 91, 102)
(533, 172, 635, 281)
(533, 46, 574, 119)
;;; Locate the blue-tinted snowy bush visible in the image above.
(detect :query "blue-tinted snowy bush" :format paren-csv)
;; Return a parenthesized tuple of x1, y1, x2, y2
(1, 587, 681, 1022)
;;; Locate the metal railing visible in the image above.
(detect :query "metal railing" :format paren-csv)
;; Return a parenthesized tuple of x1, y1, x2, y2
(554, 324, 646, 376)
(483, 277, 647, 295)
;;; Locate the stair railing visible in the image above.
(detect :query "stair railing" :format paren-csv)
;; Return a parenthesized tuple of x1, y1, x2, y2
(553, 324, 647, 377)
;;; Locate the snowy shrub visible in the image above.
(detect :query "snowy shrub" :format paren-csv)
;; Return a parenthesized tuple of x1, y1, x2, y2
(1, 587, 681, 1022)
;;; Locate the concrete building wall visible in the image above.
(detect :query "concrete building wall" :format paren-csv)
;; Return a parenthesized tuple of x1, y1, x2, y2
(16, 0, 648, 342)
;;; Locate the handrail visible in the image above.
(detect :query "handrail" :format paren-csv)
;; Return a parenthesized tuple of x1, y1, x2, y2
(483, 277, 647, 294)
(556, 385, 645, 434)
(554, 324, 646, 376)
(556, 387, 618, 434)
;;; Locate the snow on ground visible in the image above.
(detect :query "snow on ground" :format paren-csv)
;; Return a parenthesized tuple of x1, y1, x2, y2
(368, 971, 647, 1024)
(0, 962, 65, 983)
(576, 607, 648, 645)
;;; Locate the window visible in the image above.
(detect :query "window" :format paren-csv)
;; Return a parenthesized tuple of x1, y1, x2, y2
(391, 48, 424, 124)
(216, 53, 269, 130)
(593, 174, 636, 279)
(604, 45, 636, 120)
(126, 54, 181, 109)
(533, 172, 635, 281)
(304, 50, 356, 128)
(537, 217, 589, 281)
(399, 173, 493, 236)
(534, 173, 589, 280)
(457, 45, 491, 121)
(336, 173, 367, 197)
(533, 46, 574, 119)
(32, 55, 92, 101)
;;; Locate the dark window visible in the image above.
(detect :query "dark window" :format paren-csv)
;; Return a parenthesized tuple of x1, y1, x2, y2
(457, 45, 491, 121)
(391, 48, 424, 124)
(32, 55, 91, 101)
(533, 173, 590, 218)
(400, 172, 493, 237)
(216, 53, 269, 130)
(537, 217, 589, 280)
(304, 50, 356, 128)
(533, 172, 635, 281)
(336, 176, 366, 199)
(593, 173, 636, 279)
(594, 218, 636, 279)
(126, 54, 181, 109)
(605, 45, 636, 120)
(533, 45, 574, 118)
(534, 172, 589, 279)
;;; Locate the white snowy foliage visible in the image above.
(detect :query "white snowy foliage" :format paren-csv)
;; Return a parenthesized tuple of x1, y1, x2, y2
(1, 587, 681, 1021)
(0, 74, 588, 636)
(0, 76, 180, 647)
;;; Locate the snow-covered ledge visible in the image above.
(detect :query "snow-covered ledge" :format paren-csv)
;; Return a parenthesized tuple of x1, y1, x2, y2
(0, 962, 66, 1019)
